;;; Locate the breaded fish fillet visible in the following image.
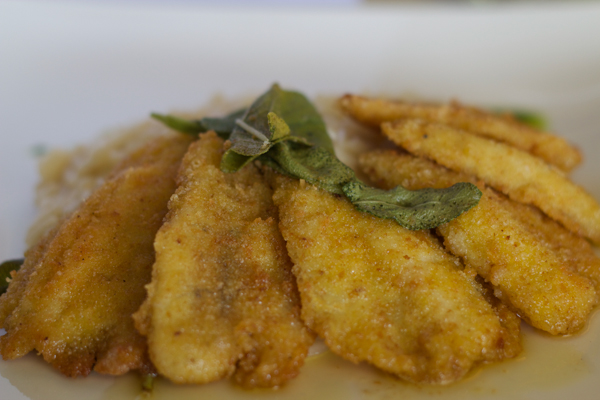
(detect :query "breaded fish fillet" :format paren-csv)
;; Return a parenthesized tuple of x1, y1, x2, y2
(381, 119, 600, 246)
(133, 132, 314, 388)
(269, 172, 521, 385)
(509, 199, 600, 290)
(360, 150, 598, 335)
(0, 134, 192, 376)
(339, 94, 581, 171)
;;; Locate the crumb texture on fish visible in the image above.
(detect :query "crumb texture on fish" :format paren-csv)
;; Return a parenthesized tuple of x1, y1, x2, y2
(0, 134, 192, 377)
(380, 119, 600, 245)
(339, 94, 581, 171)
(270, 172, 521, 385)
(26, 118, 172, 247)
(360, 150, 599, 335)
(133, 132, 314, 388)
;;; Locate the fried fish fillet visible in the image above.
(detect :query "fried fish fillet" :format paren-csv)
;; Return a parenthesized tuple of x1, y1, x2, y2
(133, 132, 314, 388)
(360, 150, 598, 335)
(269, 172, 521, 385)
(510, 199, 600, 291)
(381, 119, 600, 246)
(0, 133, 193, 377)
(339, 94, 581, 171)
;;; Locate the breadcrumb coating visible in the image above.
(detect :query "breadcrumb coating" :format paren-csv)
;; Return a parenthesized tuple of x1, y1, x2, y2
(133, 132, 314, 388)
(381, 119, 600, 245)
(270, 172, 520, 385)
(360, 150, 598, 335)
(340, 94, 581, 172)
(0, 134, 192, 376)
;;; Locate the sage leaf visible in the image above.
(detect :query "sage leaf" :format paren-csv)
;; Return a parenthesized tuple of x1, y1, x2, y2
(263, 141, 355, 195)
(228, 118, 272, 157)
(263, 139, 481, 229)
(271, 88, 333, 153)
(223, 84, 481, 229)
(342, 181, 482, 230)
(268, 112, 291, 141)
(0, 258, 23, 295)
(141, 373, 157, 393)
(492, 108, 547, 131)
(151, 108, 246, 139)
(220, 149, 256, 174)
(221, 113, 312, 173)
(154, 84, 482, 230)
(201, 109, 247, 137)
(511, 110, 547, 131)
(266, 112, 313, 148)
(227, 84, 333, 157)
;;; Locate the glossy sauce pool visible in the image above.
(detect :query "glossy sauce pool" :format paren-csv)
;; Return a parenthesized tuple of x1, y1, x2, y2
(1, 308, 599, 400)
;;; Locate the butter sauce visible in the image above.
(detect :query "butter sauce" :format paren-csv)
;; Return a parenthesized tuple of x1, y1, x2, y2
(2, 311, 599, 400)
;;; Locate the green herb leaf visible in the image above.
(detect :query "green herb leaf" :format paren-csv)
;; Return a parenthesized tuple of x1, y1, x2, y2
(268, 112, 291, 141)
(492, 108, 548, 131)
(220, 150, 256, 174)
(151, 108, 246, 139)
(221, 112, 313, 173)
(263, 141, 355, 195)
(342, 181, 482, 230)
(141, 372, 157, 393)
(201, 109, 247, 137)
(227, 84, 333, 158)
(151, 113, 204, 136)
(271, 87, 333, 153)
(0, 259, 23, 295)
(510, 110, 547, 131)
(219, 84, 482, 230)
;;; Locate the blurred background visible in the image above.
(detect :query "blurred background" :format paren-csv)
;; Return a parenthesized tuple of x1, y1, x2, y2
(31, 0, 597, 4)
(1, 0, 600, 257)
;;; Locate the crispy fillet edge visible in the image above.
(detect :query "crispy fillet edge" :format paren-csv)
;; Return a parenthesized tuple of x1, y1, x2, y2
(133, 132, 314, 388)
(339, 94, 581, 172)
(0, 228, 59, 326)
(360, 150, 598, 334)
(381, 119, 600, 246)
(0, 134, 192, 377)
(269, 172, 521, 385)
(358, 150, 600, 290)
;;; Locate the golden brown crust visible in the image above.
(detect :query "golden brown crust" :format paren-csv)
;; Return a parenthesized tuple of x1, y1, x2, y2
(0, 133, 192, 377)
(360, 150, 599, 334)
(0, 228, 58, 326)
(477, 278, 522, 349)
(340, 94, 581, 172)
(133, 132, 314, 388)
(499, 197, 600, 291)
(380, 119, 600, 246)
(270, 172, 521, 384)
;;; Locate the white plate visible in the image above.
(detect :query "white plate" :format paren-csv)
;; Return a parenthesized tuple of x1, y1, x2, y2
(2, 1, 600, 399)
